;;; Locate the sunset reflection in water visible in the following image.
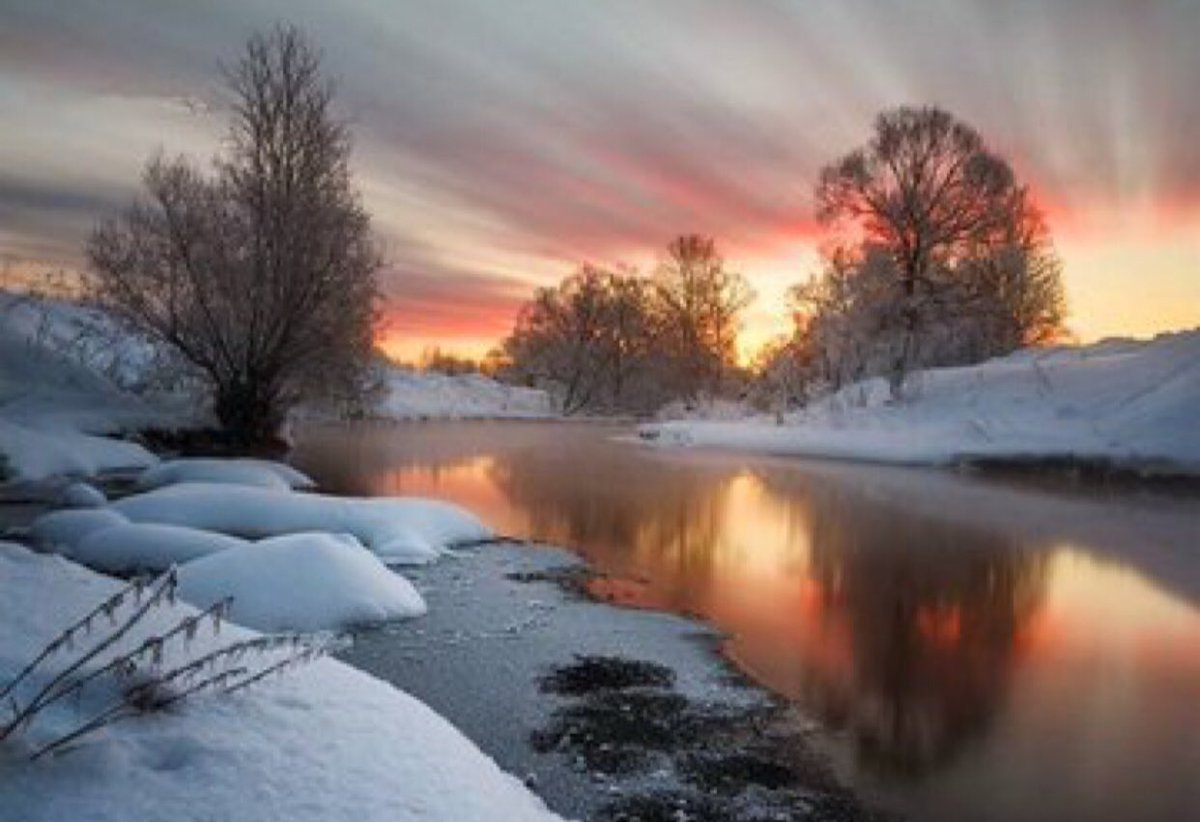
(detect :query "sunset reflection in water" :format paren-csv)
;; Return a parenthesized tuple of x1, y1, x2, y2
(293, 421, 1200, 822)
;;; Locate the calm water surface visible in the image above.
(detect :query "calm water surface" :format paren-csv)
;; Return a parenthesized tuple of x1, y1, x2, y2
(292, 420, 1200, 822)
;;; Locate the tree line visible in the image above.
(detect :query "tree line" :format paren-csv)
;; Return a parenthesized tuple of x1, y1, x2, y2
(504, 107, 1065, 414)
(500, 235, 752, 414)
(86, 26, 1066, 439)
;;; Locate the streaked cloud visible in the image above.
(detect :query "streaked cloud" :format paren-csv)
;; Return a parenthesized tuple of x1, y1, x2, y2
(1, 0, 1197, 355)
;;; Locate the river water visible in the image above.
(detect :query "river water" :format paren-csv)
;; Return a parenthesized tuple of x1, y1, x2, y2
(292, 420, 1200, 822)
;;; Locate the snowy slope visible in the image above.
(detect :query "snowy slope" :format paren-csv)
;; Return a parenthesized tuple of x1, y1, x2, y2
(373, 369, 554, 420)
(0, 542, 561, 822)
(0, 292, 193, 480)
(644, 331, 1200, 474)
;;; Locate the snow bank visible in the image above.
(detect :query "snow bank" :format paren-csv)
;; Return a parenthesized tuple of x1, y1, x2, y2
(644, 331, 1200, 474)
(0, 292, 190, 482)
(30, 508, 130, 548)
(178, 532, 427, 631)
(373, 369, 554, 420)
(0, 419, 157, 482)
(138, 458, 315, 491)
(0, 542, 560, 822)
(113, 483, 492, 564)
(58, 481, 107, 508)
(67, 522, 250, 572)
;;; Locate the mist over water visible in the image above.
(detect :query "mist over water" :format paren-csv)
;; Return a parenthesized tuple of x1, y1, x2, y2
(293, 420, 1200, 822)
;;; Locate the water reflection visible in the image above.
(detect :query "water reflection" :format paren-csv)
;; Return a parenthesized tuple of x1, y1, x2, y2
(292, 421, 1200, 822)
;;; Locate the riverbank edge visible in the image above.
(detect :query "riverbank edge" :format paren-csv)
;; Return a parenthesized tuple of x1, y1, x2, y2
(0, 462, 885, 821)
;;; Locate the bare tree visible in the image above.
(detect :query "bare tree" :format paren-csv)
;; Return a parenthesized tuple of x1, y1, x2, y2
(503, 265, 658, 414)
(653, 235, 753, 401)
(87, 26, 379, 443)
(815, 106, 1060, 396)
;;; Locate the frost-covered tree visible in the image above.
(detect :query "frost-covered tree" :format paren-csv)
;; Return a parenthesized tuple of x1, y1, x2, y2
(87, 26, 379, 443)
(815, 106, 1064, 395)
(503, 265, 661, 414)
(652, 235, 754, 401)
(503, 236, 754, 414)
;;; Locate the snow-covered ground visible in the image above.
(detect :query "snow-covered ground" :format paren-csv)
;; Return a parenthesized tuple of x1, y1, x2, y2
(0, 292, 554, 480)
(0, 542, 560, 822)
(111, 482, 491, 565)
(368, 369, 554, 421)
(644, 331, 1200, 475)
(0, 292, 188, 482)
(25, 458, 492, 629)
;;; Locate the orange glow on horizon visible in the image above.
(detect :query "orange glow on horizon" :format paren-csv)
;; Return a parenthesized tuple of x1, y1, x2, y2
(374, 211, 1198, 366)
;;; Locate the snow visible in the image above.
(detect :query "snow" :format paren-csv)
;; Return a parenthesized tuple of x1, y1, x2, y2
(138, 458, 315, 491)
(0, 292, 182, 482)
(0, 542, 561, 822)
(177, 532, 427, 631)
(67, 522, 250, 573)
(644, 331, 1200, 474)
(0, 419, 158, 482)
(29, 508, 130, 548)
(57, 481, 108, 508)
(371, 369, 554, 421)
(113, 483, 492, 565)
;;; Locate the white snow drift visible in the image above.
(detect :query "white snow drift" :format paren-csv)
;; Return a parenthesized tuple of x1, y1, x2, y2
(29, 508, 131, 549)
(369, 368, 554, 421)
(0, 543, 560, 822)
(114, 482, 492, 564)
(137, 458, 315, 491)
(178, 532, 427, 631)
(0, 419, 157, 482)
(68, 522, 250, 573)
(0, 292, 186, 481)
(645, 331, 1200, 474)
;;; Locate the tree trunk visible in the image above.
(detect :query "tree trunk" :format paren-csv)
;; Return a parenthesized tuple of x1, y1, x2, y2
(213, 379, 284, 445)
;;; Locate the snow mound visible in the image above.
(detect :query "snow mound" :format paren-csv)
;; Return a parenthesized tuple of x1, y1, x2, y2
(0, 419, 158, 482)
(138, 458, 315, 491)
(67, 522, 250, 572)
(30, 508, 129, 548)
(0, 543, 560, 822)
(58, 481, 107, 508)
(374, 369, 554, 420)
(644, 331, 1200, 474)
(178, 532, 426, 631)
(113, 483, 492, 564)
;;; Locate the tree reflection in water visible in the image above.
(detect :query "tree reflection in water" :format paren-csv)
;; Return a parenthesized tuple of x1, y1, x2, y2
(292, 421, 1200, 803)
(484, 438, 1050, 778)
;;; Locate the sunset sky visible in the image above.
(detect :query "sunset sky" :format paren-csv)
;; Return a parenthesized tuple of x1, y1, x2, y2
(2, 0, 1198, 361)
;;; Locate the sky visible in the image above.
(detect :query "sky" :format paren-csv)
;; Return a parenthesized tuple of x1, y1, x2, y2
(2, 0, 1198, 361)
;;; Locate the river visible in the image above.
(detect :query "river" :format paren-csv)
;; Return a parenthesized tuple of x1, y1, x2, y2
(291, 420, 1200, 822)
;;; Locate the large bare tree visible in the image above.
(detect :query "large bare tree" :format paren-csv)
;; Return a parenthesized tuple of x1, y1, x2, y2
(815, 106, 1061, 395)
(88, 26, 379, 443)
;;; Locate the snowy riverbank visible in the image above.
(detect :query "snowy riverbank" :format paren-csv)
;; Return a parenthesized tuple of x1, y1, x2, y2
(0, 292, 557, 482)
(643, 331, 1200, 476)
(0, 542, 561, 822)
(367, 369, 555, 421)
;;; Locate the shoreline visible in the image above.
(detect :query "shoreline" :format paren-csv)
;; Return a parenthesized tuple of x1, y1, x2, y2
(339, 540, 886, 821)
(0, 473, 885, 821)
